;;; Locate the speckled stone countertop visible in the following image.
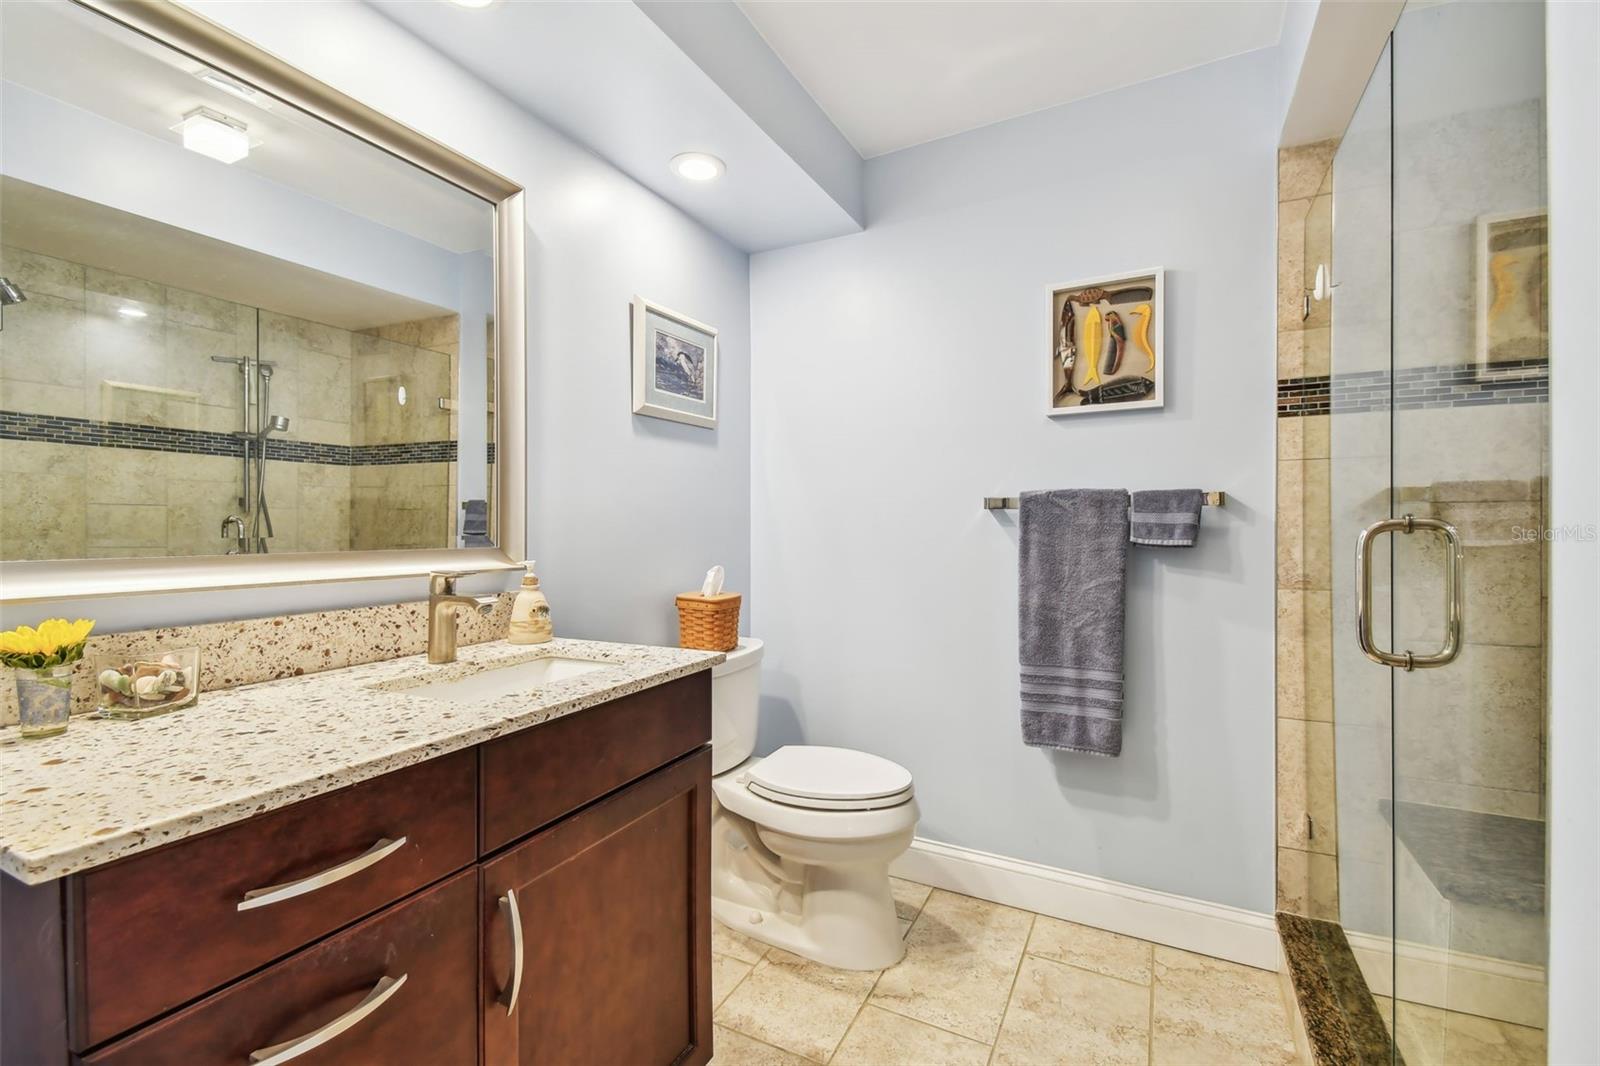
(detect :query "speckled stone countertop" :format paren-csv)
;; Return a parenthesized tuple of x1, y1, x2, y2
(0, 638, 722, 884)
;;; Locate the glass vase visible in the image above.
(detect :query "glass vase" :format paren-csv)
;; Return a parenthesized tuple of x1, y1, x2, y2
(16, 663, 75, 738)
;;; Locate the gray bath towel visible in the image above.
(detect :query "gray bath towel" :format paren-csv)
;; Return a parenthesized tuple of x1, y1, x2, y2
(1018, 489, 1130, 756)
(1129, 489, 1204, 547)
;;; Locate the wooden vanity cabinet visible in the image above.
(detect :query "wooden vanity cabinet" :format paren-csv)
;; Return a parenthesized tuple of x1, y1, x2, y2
(482, 747, 713, 1066)
(80, 870, 480, 1066)
(0, 671, 714, 1066)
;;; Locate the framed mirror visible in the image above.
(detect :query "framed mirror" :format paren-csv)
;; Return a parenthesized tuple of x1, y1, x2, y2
(0, 0, 525, 602)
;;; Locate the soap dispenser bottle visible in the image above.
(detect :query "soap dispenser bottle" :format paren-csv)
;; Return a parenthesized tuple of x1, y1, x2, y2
(508, 560, 553, 644)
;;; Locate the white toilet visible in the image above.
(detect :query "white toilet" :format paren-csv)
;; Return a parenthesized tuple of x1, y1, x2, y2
(710, 639, 919, 970)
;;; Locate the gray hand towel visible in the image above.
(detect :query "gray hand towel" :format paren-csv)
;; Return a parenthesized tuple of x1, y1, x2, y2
(460, 498, 492, 547)
(1019, 489, 1130, 756)
(1129, 489, 1204, 547)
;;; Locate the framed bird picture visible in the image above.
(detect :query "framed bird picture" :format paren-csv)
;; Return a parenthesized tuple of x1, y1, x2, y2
(632, 296, 718, 428)
(1047, 268, 1164, 416)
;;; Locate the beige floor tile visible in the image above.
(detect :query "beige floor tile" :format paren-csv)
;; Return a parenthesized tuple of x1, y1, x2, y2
(713, 952, 754, 1011)
(1026, 915, 1155, 985)
(870, 890, 1034, 1043)
(709, 1025, 815, 1066)
(831, 1005, 991, 1066)
(891, 877, 933, 924)
(1392, 1001, 1547, 1066)
(714, 918, 771, 964)
(715, 949, 879, 1063)
(992, 955, 1150, 1066)
(1151, 947, 1297, 1065)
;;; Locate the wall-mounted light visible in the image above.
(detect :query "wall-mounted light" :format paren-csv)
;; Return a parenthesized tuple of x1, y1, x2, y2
(449, 0, 498, 8)
(117, 306, 148, 319)
(397, 385, 408, 406)
(670, 152, 725, 182)
(174, 106, 250, 165)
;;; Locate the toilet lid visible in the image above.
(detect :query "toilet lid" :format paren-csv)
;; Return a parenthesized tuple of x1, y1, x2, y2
(745, 746, 914, 810)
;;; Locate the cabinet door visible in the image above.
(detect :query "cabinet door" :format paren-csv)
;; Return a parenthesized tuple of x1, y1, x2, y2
(482, 748, 712, 1066)
(83, 870, 478, 1066)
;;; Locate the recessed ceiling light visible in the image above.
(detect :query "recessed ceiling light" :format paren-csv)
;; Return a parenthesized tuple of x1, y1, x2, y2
(670, 152, 725, 182)
(194, 68, 269, 110)
(117, 306, 148, 319)
(174, 106, 250, 165)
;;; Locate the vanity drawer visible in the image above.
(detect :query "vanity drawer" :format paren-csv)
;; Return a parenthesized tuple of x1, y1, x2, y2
(70, 749, 476, 1050)
(82, 868, 478, 1066)
(480, 670, 710, 853)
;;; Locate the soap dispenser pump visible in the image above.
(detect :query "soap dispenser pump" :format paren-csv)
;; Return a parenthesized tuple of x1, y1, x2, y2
(508, 560, 553, 645)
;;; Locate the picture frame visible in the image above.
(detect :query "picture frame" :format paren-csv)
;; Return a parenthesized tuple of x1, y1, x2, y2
(1474, 210, 1547, 380)
(632, 296, 718, 428)
(1046, 268, 1164, 416)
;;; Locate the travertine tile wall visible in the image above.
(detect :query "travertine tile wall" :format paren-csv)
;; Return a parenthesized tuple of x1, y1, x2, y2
(1276, 140, 1341, 921)
(0, 245, 464, 559)
(0, 245, 354, 560)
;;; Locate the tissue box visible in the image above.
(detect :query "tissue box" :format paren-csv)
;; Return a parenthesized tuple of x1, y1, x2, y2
(675, 592, 741, 652)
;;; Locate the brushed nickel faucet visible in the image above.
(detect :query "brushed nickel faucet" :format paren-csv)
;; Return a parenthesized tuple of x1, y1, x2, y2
(428, 571, 494, 664)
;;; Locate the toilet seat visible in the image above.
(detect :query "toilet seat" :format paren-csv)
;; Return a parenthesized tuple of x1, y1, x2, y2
(745, 745, 914, 811)
(713, 756, 919, 842)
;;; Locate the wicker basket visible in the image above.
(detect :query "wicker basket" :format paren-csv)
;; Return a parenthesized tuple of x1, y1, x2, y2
(676, 592, 741, 652)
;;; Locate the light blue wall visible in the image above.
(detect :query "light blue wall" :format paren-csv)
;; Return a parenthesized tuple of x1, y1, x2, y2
(748, 50, 1280, 911)
(2, 1, 751, 641)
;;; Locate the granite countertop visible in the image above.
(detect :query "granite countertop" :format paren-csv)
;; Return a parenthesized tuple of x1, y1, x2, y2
(0, 638, 723, 884)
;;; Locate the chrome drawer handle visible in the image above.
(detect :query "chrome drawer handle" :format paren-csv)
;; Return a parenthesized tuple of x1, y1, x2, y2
(499, 888, 524, 1014)
(1356, 514, 1464, 671)
(247, 972, 407, 1065)
(238, 837, 408, 912)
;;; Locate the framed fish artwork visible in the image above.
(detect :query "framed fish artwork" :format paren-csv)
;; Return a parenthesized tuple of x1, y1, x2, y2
(1474, 211, 1546, 380)
(631, 296, 718, 428)
(1047, 268, 1164, 416)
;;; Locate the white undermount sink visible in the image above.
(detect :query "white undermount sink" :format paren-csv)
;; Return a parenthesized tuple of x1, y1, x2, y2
(403, 656, 612, 702)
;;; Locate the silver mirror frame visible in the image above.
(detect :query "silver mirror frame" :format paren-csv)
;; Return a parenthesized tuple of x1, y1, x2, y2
(0, 0, 526, 603)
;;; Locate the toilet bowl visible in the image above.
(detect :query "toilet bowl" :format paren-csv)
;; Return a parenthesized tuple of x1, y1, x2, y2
(710, 640, 918, 970)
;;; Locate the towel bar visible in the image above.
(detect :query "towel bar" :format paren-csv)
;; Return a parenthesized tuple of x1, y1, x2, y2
(983, 491, 1225, 510)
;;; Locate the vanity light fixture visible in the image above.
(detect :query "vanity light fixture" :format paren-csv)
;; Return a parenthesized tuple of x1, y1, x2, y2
(194, 68, 269, 109)
(175, 106, 251, 165)
(670, 152, 725, 182)
(117, 306, 148, 319)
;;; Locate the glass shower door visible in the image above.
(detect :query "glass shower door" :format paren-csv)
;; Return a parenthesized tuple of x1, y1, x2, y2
(1387, 1, 1549, 1062)
(1328, 2, 1550, 1063)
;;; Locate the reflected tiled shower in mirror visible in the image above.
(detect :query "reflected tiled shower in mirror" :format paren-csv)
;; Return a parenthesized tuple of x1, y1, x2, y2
(0, 187, 493, 560)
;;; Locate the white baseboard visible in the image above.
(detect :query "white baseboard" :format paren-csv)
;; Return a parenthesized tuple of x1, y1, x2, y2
(890, 837, 1282, 971)
(1345, 929, 1548, 1030)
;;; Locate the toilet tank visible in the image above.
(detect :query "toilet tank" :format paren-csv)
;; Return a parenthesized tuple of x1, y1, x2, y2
(710, 638, 763, 774)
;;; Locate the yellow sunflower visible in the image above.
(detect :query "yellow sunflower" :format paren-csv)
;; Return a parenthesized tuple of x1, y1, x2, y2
(0, 618, 95, 669)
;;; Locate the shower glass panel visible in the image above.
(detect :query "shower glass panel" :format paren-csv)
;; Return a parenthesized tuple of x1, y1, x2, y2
(1328, 33, 1396, 1051)
(1328, 2, 1550, 1063)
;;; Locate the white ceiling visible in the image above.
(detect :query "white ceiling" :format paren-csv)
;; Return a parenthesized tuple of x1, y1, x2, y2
(368, 0, 864, 253)
(2, 0, 492, 254)
(738, 0, 1289, 157)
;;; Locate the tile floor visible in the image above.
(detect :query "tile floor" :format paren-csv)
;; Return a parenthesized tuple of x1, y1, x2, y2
(1377, 998, 1547, 1066)
(708, 879, 1302, 1065)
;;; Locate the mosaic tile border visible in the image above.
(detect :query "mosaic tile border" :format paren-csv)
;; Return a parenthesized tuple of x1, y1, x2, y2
(0, 410, 495, 467)
(1278, 359, 1548, 418)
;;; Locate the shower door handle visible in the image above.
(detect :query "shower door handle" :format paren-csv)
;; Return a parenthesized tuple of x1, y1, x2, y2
(1356, 515, 1464, 670)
